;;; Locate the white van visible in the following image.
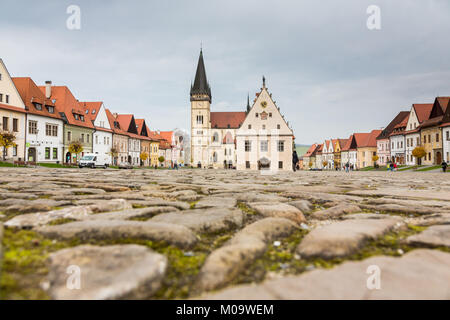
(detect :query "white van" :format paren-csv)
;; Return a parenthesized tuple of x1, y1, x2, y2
(79, 153, 111, 168)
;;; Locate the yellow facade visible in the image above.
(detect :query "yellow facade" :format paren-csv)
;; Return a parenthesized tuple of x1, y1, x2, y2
(357, 147, 377, 168)
(140, 139, 151, 166)
(334, 140, 342, 168)
(421, 127, 442, 165)
(150, 141, 159, 166)
(0, 108, 26, 161)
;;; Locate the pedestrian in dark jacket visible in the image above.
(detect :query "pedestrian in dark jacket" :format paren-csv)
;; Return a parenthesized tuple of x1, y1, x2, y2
(442, 161, 448, 172)
(292, 151, 299, 171)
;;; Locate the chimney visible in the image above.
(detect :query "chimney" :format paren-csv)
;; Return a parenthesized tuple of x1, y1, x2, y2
(45, 81, 52, 98)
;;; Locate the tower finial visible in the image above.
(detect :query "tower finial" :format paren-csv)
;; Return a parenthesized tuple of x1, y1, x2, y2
(262, 75, 266, 88)
(246, 93, 250, 113)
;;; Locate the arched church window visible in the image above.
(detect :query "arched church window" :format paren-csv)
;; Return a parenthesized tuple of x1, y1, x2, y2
(213, 152, 218, 163)
(213, 132, 219, 142)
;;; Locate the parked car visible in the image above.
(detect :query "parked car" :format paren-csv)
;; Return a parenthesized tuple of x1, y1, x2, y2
(118, 162, 133, 169)
(79, 153, 110, 168)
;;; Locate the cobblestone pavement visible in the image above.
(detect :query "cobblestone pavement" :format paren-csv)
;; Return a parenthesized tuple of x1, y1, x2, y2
(1, 167, 449, 299)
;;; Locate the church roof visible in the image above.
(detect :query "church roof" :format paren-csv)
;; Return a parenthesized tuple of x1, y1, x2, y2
(211, 112, 246, 129)
(190, 50, 211, 101)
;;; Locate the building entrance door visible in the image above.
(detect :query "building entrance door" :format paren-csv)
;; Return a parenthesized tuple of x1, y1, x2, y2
(28, 148, 36, 162)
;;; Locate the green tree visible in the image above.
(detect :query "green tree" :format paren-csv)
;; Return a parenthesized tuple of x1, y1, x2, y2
(158, 156, 165, 166)
(68, 141, 83, 163)
(0, 131, 16, 161)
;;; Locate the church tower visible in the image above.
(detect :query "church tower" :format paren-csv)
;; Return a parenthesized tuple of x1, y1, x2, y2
(190, 49, 212, 167)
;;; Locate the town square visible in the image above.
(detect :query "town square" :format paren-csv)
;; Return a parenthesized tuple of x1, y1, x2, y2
(1, 166, 449, 299)
(1, 0, 450, 305)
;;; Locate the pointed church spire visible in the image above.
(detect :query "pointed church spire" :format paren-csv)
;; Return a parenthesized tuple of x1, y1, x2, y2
(190, 49, 212, 102)
(262, 75, 266, 88)
(246, 93, 250, 113)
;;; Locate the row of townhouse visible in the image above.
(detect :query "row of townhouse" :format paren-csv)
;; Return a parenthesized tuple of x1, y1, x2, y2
(376, 97, 450, 166)
(0, 59, 184, 167)
(303, 130, 381, 170)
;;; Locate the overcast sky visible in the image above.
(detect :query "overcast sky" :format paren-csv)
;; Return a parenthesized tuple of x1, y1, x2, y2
(1, 0, 449, 144)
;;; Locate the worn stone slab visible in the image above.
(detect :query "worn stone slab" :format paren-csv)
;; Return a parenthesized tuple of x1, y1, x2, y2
(347, 188, 450, 201)
(237, 193, 289, 203)
(195, 197, 237, 209)
(86, 206, 179, 221)
(129, 199, 190, 210)
(201, 249, 450, 299)
(360, 203, 438, 215)
(297, 217, 403, 259)
(47, 245, 167, 299)
(4, 199, 132, 229)
(248, 202, 306, 224)
(151, 208, 243, 233)
(311, 203, 361, 220)
(288, 200, 313, 213)
(406, 225, 450, 248)
(36, 220, 197, 248)
(197, 218, 298, 291)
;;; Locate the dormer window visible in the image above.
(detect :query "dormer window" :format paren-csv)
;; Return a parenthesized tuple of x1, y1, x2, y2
(74, 114, 79, 120)
(92, 109, 96, 114)
(34, 103, 42, 110)
(46, 106, 54, 113)
(80, 115, 85, 121)
(85, 109, 89, 114)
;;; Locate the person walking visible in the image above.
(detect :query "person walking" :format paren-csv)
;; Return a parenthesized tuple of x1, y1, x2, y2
(345, 162, 349, 173)
(442, 160, 448, 173)
(292, 150, 299, 172)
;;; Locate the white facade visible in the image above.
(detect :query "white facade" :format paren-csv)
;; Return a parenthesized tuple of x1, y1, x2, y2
(443, 126, 450, 163)
(315, 154, 323, 169)
(209, 128, 238, 169)
(92, 104, 113, 160)
(405, 132, 420, 165)
(348, 150, 358, 168)
(26, 114, 64, 163)
(236, 85, 294, 171)
(128, 137, 140, 166)
(376, 139, 391, 166)
(390, 134, 406, 164)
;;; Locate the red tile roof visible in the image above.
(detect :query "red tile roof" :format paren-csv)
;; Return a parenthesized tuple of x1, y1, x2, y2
(360, 130, 382, 147)
(436, 97, 450, 113)
(159, 131, 173, 144)
(341, 135, 354, 151)
(314, 144, 323, 155)
(158, 139, 172, 149)
(304, 144, 318, 157)
(353, 133, 370, 148)
(0, 103, 26, 113)
(80, 102, 102, 121)
(105, 109, 129, 136)
(412, 104, 433, 123)
(13, 77, 61, 120)
(210, 112, 246, 129)
(393, 114, 409, 129)
(38, 86, 94, 129)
